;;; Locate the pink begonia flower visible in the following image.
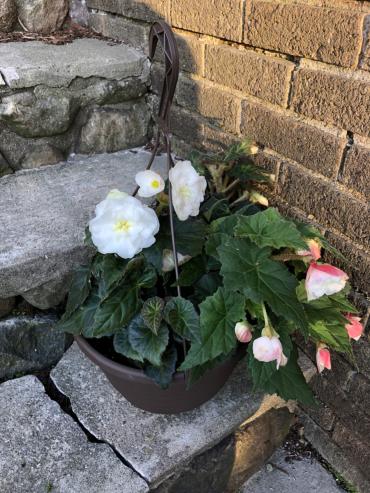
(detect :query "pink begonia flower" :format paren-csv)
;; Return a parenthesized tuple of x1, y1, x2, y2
(316, 344, 331, 373)
(305, 262, 348, 301)
(345, 314, 363, 341)
(235, 321, 253, 343)
(297, 239, 321, 261)
(252, 336, 288, 369)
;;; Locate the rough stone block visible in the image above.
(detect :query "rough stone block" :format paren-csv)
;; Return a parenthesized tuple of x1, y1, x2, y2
(0, 314, 65, 381)
(277, 162, 370, 245)
(16, 0, 69, 34)
(69, 0, 89, 26)
(332, 420, 370, 481)
(89, 11, 149, 50)
(291, 65, 370, 137)
(242, 446, 343, 493)
(324, 231, 370, 296)
(176, 76, 239, 133)
(87, 0, 169, 21)
(205, 44, 294, 106)
(0, 0, 17, 32)
(172, 0, 244, 42)
(51, 344, 293, 491)
(301, 413, 369, 493)
(244, 1, 365, 68)
(0, 151, 12, 177)
(0, 149, 167, 302)
(78, 100, 150, 154)
(240, 100, 346, 178)
(0, 376, 148, 493)
(340, 140, 370, 200)
(0, 39, 148, 89)
(171, 105, 204, 144)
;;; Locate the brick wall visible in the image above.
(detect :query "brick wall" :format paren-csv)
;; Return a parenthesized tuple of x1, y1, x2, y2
(83, 1, 369, 490)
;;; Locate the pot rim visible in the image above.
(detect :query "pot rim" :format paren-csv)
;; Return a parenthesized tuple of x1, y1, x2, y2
(75, 335, 187, 382)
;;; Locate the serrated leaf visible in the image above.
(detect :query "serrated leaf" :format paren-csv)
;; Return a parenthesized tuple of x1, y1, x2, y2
(57, 289, 100, 336)
(141, 297, 165, 334)
(113, 329, 144, 363)
(180, 287, 245, 370)
(230, 160, 270, 183)
(235, 208, 307, 250)
(201, 196, 230, 222)
(294, 221, 347, 262)
(92, 284, 140, 337)
(64, 265, 91, 318)
(218, 237, 308, 335)
(248, 342, 277, 388)
(176, 256, 207, 287)
(164, 297, 201, 342)
(194, 272, 222, 299)
(309, 320, 351, 353)
(263, 347, 316, 405)
(144, 345, 177, 389)
(128, 315, 169, 366)
(93, 254, 129, 299)
(144, 216, 207, 270)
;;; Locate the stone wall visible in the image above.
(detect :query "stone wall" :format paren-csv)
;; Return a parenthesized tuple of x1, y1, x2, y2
(81, 1, 370, 490)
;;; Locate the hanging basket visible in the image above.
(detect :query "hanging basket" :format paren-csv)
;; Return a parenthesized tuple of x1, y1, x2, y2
(74, 21, 241, 414)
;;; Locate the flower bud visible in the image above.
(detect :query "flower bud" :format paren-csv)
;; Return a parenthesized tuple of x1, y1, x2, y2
(252, 336, 287, 369)
(250, 145, 259, 155)
(235, 321, 253, 343)
(316, 343, 331, 373)
(249, 191, 269, 207)
(305, 262, 348, 301)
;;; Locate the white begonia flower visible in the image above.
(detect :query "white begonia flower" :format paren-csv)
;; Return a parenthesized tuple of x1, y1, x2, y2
(95, 189, 129, 218)
(169, 161, 207, 221)
(135, 170, 165, 198)
(162, 249, 191, 272)
(89, 193, 159, 259)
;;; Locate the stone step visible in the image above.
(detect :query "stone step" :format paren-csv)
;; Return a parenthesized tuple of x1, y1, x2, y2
(0, 375, 148, 493)
(50, 343, 294, 492)
(0, 148, 167, 308)
(0, 39, 151, 171)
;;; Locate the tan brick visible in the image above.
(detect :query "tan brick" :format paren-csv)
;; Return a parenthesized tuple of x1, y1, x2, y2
(324, 231, 370, 296)
(176, 76, 239, 133)
(204, 44, 294, 106)
(361, 18, 370, 71)
(244, 1, 364, 68)
(86, 0, 169, 21)
(291, 66, 370, 137)
(174, 31, 204, 75)
(340, 140, 370, 200)
(202, 126, 239, 153)
(240, 100, 345, 178)
(332, 421, 370, 479)
(172, 0, 243, 42)
(277, 162, 370, 245)
(88, 11, 148, 49)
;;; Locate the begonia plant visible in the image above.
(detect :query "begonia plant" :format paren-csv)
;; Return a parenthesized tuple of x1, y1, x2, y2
(58, 141, 363, 404)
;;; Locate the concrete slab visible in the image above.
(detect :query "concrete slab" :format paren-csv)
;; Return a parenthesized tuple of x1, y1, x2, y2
(0, 148, 167, 299)
(0, 375, 148, 493)
(0, 39, 148, 88)
(241, 446, 345, 493)
(51, 343, 265, 488)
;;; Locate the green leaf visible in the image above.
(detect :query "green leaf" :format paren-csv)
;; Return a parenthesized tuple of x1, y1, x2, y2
(92, 284, 140, 337)
(144, 345, 177, 389)
(164, 297, 201, 342)
(235, 208, 307, 250)
(194, 272, 223, 299)
(294, 221, 346, 262)
(218, 237, 308, 334)
(145, 216, 207, 270)
(57, 289, 100, 336)
(264, 347, 316, 405)
(205, 215, 239, 260)
(113, 329, 144, 363)
(180, 287, 245, 369)
(309, 320, 351, 353)
(64, 265, 91, 318)
(128, 315, 169, 366)
(141, 297, 165, 334)
(177, 256, 207, 287)
(248, 342, 277, 388)
(230, 159, 270, 183)
(201, 196, 230, 222)
(93, 254, 129, 299)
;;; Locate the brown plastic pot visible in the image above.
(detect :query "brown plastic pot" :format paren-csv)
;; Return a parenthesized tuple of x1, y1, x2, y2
(75, 335, 241, 414)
